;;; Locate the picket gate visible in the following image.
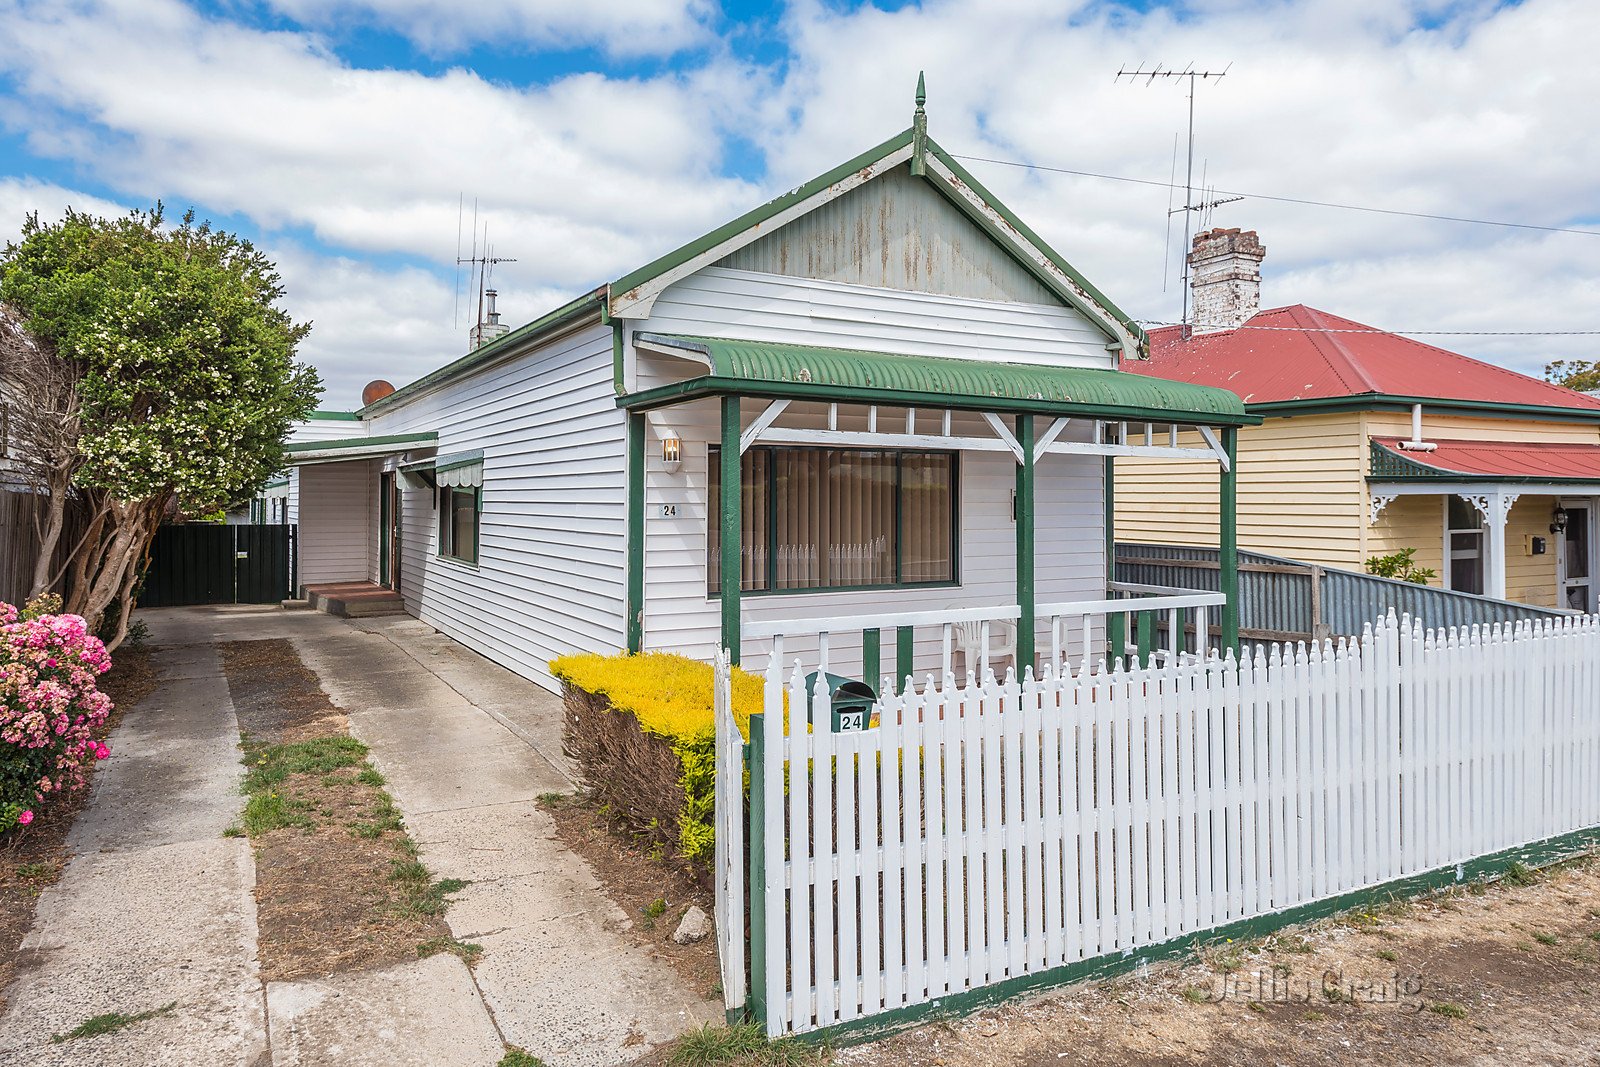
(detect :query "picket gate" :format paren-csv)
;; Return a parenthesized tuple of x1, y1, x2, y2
(713, 613, 1600, 1038)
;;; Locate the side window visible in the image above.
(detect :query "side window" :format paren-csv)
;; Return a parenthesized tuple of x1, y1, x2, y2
(438, 485, 481, 564)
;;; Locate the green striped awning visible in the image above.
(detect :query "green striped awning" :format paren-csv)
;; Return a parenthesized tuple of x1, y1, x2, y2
(624, 335, 1254, 425)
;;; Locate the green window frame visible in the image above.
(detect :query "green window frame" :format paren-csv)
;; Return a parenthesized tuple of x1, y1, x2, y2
(708, 445, 959, 596)
(437, 485, 481, 565)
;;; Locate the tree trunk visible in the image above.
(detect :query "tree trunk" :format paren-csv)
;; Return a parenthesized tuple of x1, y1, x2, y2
(26, 465, 73, 599)
(78, 498, 161, 632)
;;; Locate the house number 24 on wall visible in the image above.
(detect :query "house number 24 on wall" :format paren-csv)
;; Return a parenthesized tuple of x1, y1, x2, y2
(660, 503, 678, 518)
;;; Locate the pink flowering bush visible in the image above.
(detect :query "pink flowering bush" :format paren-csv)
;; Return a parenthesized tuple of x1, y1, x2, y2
(0, 598, 113, 836)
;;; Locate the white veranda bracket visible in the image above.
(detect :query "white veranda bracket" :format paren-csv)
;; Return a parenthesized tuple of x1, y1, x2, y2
(981, 412, 1026, 464)
(1369, 490, 1399, 525)
(1462, 491, 1520, 526)
(739, 399, 790, 454)
(1033, 417, 1071, 463)
(1196, 426, 1231, 472)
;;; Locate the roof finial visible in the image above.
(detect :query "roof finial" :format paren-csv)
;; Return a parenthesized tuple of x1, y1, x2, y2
(911, 70, 928, 176)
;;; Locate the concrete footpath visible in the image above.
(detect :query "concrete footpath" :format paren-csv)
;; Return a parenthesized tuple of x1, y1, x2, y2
(0, 605, 714, 1067)
(0, 630, 267, 1066)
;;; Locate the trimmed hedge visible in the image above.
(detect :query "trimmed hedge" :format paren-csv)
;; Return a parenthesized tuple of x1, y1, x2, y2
(550, 652, 763, 873)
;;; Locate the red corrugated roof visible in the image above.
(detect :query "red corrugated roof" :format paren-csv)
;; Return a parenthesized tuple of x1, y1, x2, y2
(1373, 437, 1600, 481)
(1127, 304, 1600, 411)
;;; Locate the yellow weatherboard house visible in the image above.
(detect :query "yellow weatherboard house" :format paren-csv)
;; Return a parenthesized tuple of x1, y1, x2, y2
(1119, 227, 1600, 611)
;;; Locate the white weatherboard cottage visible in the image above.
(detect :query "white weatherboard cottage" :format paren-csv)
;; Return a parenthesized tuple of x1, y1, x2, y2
(282, 91, 1257, 693)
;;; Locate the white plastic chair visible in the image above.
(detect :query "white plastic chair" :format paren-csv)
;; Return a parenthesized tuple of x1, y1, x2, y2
(955, 619, 1016, 678)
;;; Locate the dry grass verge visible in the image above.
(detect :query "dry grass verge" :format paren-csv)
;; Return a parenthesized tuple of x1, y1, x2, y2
(839, 851, 1600, 1066)
(220, 639, 469, 981)
(0, 644, 154, 1015)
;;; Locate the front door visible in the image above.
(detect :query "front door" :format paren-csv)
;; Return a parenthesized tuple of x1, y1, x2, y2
(379, 471, 401, 590)
(1560, 500, 1595, 612)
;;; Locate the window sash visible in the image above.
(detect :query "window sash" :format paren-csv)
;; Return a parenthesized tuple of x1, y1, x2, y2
(438, 485, 480, 565)
(708, 445, 957, 595)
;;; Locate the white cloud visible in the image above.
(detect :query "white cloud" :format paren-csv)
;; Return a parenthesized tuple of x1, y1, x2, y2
(4, 0, 1600, 397)
(261, 0, 716, 57)
(0, 0, 766, 278)
(0, 178, 130, 241)
(755, 0, 1600, 373)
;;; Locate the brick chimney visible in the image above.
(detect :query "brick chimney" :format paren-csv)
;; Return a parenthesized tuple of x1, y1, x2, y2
(1188, 228, 1265, 333)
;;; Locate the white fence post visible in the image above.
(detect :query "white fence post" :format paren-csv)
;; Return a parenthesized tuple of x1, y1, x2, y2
(712, 651, 746, 1021)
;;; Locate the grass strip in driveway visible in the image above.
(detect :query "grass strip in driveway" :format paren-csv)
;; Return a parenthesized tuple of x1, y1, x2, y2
(221, 639, 468, 982)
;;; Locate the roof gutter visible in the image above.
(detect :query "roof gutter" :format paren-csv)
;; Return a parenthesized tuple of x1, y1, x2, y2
(359, 287, 609, 418)
(1249, 393, 1600, 423)
(615, 375, 1262, 427)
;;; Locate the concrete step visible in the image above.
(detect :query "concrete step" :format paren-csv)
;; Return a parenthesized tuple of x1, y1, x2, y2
(304, 584, 407, 619)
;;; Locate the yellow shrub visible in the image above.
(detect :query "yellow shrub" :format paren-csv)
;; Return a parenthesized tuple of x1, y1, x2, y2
(550, 651, 774, 872)
(549, 651, 765, 743)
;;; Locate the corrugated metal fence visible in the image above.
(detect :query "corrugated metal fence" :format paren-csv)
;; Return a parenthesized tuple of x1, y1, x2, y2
(1115, 541, 1568, 641)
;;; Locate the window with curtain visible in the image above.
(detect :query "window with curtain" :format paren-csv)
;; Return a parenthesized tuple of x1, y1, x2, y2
(1445, 495, 1484, 595)
(708, 447, 956, 595)
(438, 485, 480, 564)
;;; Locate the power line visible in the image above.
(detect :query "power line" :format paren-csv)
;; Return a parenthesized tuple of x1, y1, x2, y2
(1139, 319, 1600, 337)
(951, 153, 1600, 239)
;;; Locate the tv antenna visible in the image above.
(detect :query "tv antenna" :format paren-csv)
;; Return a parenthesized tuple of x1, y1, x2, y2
(454, 196, 517, 331)
(1117, 63, 1234, 331)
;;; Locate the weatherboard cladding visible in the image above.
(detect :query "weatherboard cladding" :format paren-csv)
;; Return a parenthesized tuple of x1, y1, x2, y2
(1131, 304, 1600, 414)
(715, 164, 1061, 306)
(361, 323, 626, 691)
(636, 333, 1249, 421)
(633, 268, 1113, 387)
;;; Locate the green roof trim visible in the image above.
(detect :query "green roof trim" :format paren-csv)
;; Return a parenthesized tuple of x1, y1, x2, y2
(358, 288, 607, 417)
(434, 449, 484, 475)
(1253, 393, 1600, 423)
(608, 128, 1145, 353)
(308, 410, 360, 421)
(624, 335, 1255, 425)
(284, 431, 438, 454)
(923, 141, 1145, 348)
(611, 129, 916, 301)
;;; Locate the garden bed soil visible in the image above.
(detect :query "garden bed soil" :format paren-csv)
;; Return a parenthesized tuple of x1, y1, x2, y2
(0, 644, 156, 1015)
(540, 792, 724, 1003)
(219, 639, 454, 982)
(839, 852, 1600, 1067)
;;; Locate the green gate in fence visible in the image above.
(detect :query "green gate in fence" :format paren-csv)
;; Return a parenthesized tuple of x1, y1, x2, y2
(139, 524, 296, 607)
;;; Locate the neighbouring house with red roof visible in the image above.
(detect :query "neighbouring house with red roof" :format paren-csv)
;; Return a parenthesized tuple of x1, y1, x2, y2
(1116, 227, 1600, 611)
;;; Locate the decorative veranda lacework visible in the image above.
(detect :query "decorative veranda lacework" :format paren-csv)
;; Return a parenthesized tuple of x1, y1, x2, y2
(715, 613, 1600, 1037)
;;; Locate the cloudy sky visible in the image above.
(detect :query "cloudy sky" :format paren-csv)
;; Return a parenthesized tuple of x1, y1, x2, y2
(2, 0, 1597, 407)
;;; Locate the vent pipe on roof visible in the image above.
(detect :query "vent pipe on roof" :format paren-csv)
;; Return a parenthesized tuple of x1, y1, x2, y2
(1188, 228, 1265, 334)
(1398, 402, 1437, 452)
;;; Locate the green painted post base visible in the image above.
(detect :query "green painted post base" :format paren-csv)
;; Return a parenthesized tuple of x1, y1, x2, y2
(896, 626, 914, 692)
(746, 713, 767, 1026)
(1107, 613, 1126, 666)
(786, 825, 1600, 1048)
(863, 628, 881, 693)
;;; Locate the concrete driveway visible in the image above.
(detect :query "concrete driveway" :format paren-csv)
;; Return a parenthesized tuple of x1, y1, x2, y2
(0, 605, 715, 1067)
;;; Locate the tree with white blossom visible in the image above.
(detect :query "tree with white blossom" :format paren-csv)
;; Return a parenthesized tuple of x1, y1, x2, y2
(0, 206, 320, 648)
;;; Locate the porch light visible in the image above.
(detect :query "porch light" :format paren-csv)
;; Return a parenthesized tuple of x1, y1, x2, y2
(662, 433, 682, 473)
(1551, 506, 1569, 536)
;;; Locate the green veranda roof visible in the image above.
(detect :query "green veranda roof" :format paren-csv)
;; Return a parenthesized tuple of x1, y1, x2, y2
(624, 335, 1256, 425)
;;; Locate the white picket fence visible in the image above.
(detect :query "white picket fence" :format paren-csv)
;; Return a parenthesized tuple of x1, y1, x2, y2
(712, 612, 1600, 1037)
